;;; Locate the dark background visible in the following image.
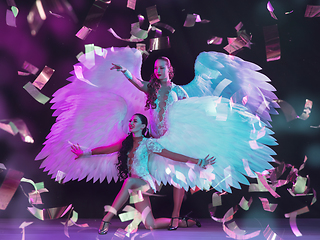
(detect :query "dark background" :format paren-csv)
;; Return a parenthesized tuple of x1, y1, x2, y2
(0, 0, 320, 221)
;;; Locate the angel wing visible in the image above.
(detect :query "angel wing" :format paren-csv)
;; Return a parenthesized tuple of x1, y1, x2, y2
(36, 47, 149, 183)
(182, 51, 279, 127)
(148, 96, 277, 193)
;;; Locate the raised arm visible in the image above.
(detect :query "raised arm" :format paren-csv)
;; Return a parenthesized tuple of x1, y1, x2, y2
(111, 63, 149, 93)
(71, 141, 123, 159)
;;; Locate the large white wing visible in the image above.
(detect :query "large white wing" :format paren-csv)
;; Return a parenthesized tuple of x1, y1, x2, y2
(148, 96, 277, 192)
(36, 47, 149, 183)
(183, 51, 279, 127)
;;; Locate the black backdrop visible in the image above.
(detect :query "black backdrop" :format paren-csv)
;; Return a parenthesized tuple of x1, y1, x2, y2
(0, 0, 320, 220)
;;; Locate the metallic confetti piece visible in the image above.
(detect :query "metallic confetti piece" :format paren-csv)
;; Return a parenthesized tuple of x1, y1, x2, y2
(288, 211, 302, 237)
(49, 11, 64, 18)
(19, 222, 33, 240)
(211, 206, 237, 223)
(256, 173, 280, 198)
(235, 22, 243, 32)
(129, 190, 144, 204)
(0, 163, 6, 171)
(304, 5, 320, 17)
(13, 119, 34, 143)
(149, 36, 170, 51)
(73, 65, 98, 87)
(213, 79, 232, 96)
(0, 169, 24, 210)
(267, 1, 278, 20)
(18, 71, 31, 76)
(249, 178, 274, 193)
(63, 206, 73, 238)
(83, 44, 96, 69)
(249, 140, 261, 150)
(113, 228, 127, 239)
(82, 0, 110, 31)
(273, 99, 297, 122)
(151, 25, 162, 38)
(224, 31, 252, 54)
(23, 82, 50, 104)
(146, 5, 160, 25)
(239, 196, 253, 211)
(28, 204, 72, 220)
(299, 99, 312, 120)
(207, 36, 223, 45)
(263, 25, 281, 62)
(183, 14, 197, 27)
(104, 205, 118, 215)
(28, 189, 48, 205)
(94, 46, 108, 57)
(287, 188, 312, 197)
(0, 121, 17, 136)
(298, 156, 307, 172)
(292, 176, 307, 194)
(259, 197, 277, 212)
(55, 170, 66, 183)
(212, 192, 222, 207)
(32, 66, 55, 90)
(127, 0, 136, 10)
(76, 26, 92, 40)
(108, 28, 144, 42)
(27, 0, 47, 36)
(130, 22, 149, 40)
(285, 10, 294, 15)
(6, 9, 16, 27)
(310, 125, 320, 128)
(263, 225, 284, 240)
(223, 221, 261, 239)
(153, 22, 175, 34)
(242, 159, 256, 178)
(20, 177, 40, 192)
(224, 166, 232, 189)
(311, 188, 317, 205)
(22, 61, 39, 75)
(141, 206, 151, 225)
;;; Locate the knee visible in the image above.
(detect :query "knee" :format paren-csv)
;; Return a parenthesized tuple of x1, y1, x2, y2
(123, 177, 135, 188)
(144, 222, 155, 230)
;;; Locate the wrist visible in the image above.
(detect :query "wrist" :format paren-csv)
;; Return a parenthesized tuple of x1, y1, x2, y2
(82, 149, 92, 156)
(122, 69, 132, 80)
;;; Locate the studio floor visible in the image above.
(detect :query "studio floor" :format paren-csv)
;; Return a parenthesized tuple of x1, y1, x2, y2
(1, 218, 320, 240)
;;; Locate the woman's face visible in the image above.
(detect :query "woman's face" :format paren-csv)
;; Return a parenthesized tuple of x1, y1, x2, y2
(154, 59, 170, 81)
(129, 115, 145, 134)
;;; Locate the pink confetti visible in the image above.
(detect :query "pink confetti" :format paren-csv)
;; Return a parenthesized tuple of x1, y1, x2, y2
(22, 61, 39, 75)
(235, 22, 243, 32)
(285, 206, 309, 237)
(263, 25, 281, 62)
(267, 1, 278, 20)
(6, 9, 16, 27)
(207, 36, 223, 45)
(146, 5, 160, 25)
(299, 99, 312, 120)
(32, 66, 55, 90)
(259, 197, 278, 212)
(305, 5, 320, 17)
(256, 173, 281, 198)
(127, 0, 136, 10)
(263, 225, 284, 240)
(273, 99, 297, 122)
(76, 26, 92, 40)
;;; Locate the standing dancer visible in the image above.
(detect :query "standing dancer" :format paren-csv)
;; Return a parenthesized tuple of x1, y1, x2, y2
(111, 57, 189, 230)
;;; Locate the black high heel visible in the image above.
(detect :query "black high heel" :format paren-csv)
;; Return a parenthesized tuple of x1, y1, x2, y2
(98, 221, 110, 235)
(182, 216, 201, 227)
(168, 217, 180, 231)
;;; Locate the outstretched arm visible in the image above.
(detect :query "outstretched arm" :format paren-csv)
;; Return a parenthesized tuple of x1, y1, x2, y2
(71, 141, 123, 159)
(155, 149, 216, 168)
(111, 63, 149, 93)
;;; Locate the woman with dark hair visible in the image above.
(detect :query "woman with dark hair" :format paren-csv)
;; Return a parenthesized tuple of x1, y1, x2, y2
(71, 113, 214, 235)
(111, 57, 190, 230)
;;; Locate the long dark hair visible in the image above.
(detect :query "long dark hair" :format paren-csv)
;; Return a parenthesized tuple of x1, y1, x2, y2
(116, 114, 150, 180)
(145, 57, 174, 110)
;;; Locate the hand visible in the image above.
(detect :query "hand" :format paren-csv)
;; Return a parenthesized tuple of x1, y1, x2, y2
(110, 63, 126, 72)
(71, 144, 83, 159)
(197, 155, 216, 168)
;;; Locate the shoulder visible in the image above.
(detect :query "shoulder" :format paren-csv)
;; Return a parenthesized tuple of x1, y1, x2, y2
(172, 84, 188, 99)
(146, 138, 164, 153)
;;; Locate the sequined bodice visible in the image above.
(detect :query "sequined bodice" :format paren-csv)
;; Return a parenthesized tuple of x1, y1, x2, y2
(149, 84, 188, 138)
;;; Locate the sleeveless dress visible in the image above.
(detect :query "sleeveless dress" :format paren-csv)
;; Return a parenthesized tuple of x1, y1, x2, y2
(35, 47, 278, 193)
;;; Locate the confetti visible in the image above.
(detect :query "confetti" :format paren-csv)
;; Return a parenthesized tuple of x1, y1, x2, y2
(224, 31, 252, 54)
(108, 28, 144, 42)
(23, 82, 50, 104)
(263, 25, 281, 62)
(19, 222, 33, 240)
(32, 66, 55, 90)
(130, 22, 149, 40)
(6, 9, 16, 27)
(299, 99, 312, 120)
(75, 26, 92, 40)
(153, 22, 175, 34)
(127, 0, 136, 10)
(305, 5, 320, 17)
(55, 170, 66, 183)
(104, 205, 118, 215)
(27, 0, 47, 36)
(73, 65, 98, 87)
(235, 22, 243, 32)
(207, 36, 223, 45)
(183, 13, 210, 27)
(146, 5, 160, 25)
(285, 206, 309, 237)
(0, 169, 24, 210)
(82, 0, 110, 30)
(259, 197, 278, 212)
(239, 196, 253, 211)
(22, 61, 39, 75)
(149, 36, 171, 51)
(0, 163, 6, 171)
(263, 225, 284, 240)
(223, 221, 261, 239)
(212, 192, 222, 207)
(28, 204, 72, 220)
(267, 1, 278, 20)
(273, 99, 297, 122)
(256, 173, 280, 198)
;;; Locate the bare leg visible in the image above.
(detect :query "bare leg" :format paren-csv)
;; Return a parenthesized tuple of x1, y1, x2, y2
(169, 187, 185, 229)
(102, 178, 148, 222)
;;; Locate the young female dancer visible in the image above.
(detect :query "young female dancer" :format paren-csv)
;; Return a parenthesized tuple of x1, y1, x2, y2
(71, 113, 214, 235)
(111, 57, 189, 230)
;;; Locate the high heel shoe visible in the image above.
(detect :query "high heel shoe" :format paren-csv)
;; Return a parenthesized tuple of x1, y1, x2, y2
(182, 216, 201, 228)
(98, 221, 110, 235)
(168, 217, 180, 231)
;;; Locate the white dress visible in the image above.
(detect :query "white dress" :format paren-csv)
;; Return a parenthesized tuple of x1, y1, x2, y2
(36, 47, 278, 193)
